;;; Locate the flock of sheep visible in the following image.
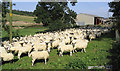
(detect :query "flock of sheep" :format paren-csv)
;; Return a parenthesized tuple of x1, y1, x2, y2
(0, 26, 111, 66)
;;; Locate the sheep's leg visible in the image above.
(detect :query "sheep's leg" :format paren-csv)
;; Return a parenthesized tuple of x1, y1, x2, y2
(32, 59, 36, 66)
(81, 49, 83, 53)
(48, 48, 50, 53)
(18, 52, 22, 59)
(83, 48, 86, 53)
(61, 51, 63, 56)
(73, 50, 75, 53)
(59, 52, 62, 56)
(59, 52, 61, 56)
(28, 50, 30, 55)
(75, 50, 77, 52)
(59, 51, 63, 56)
(28, 53, 31, 57)
(45, 59, 47, 64)
(15, 50, 17, 54)
(70, 51, 72, 56)
(90, 39, 91, 41)
(51, 46, 53, 49)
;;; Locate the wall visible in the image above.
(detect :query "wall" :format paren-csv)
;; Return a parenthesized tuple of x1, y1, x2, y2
(76, 14, 95, 26)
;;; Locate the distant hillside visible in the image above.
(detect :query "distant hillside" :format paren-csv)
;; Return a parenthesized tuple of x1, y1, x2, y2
(12, 10, 34, 17)
(6, 14, 35, 23)
(6, 14, 43, 27)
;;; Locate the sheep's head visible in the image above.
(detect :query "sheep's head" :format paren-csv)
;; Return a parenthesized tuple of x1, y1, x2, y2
(72, 40, 76, 44)
(46, 42, 51, 49)
(47, 48, 51, 53)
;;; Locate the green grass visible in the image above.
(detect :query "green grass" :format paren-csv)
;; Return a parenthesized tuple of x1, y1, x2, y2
(2, 26, 49, 41)
(1, 31, 115, 69)
(6, 14, 35, 23)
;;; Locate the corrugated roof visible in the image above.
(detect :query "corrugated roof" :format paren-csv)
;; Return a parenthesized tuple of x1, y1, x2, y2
(78, 13, 103, 18)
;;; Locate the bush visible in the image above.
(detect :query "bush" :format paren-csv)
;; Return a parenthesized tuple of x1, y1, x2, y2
(108, 41, 120, 71)
(48, 20, 71, 31)
(65, 58, 88, 69)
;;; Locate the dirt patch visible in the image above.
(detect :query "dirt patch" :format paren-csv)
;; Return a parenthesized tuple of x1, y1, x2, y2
(6, 21, 43, 26)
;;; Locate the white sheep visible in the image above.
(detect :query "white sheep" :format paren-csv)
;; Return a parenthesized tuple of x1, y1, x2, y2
(32, 42, 48, 51)
(28, 51, 49, 66)
(73, 39, 89, 53)
(17, 43, 33, 59)
(8, 43, 21, 54)
(2, 41, 9, 46)
(58, 41, 74, 56)
(51, 39, 61, 49)
(89, 34, 96, 41)
(0, 47, 7, 54)
(64, 36, 71, 44)
(96, 32, 102, 37)
(0, 52, 14, 62)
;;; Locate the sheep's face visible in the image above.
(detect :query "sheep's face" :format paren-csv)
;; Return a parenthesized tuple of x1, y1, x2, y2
(47, 48, 51, 53)
(46, 43, 51, 48)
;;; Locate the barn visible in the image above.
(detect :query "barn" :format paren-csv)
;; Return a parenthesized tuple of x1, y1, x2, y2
(76, 13, 104, 26)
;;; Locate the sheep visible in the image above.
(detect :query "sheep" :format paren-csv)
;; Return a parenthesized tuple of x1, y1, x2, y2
(8, 43, 21, 54)
(0, 51, 14, 62)
(17, 43, 33, 59)
(12, 37, 18, 42)
(96, 32, 102, 38)
(58, 41, 74, 56)
(89, 34, 96, 41)
(28, 51, 49, 66)
(1, 53, 14, 62)
(8, 46, 21, 54)
(2, 41, 10, 50)
(12, 42, 22, 47)
(51, 39, 61, 49)
(0, 47, 7, 54)
(32, 42, 48, 51)
(63, 36, 71, 44)
(2, 41, 9, 46)
(72, 39, 89, 53)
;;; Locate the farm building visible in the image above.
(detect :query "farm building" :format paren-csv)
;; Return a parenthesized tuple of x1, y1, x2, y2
(76, 13, 104, 26)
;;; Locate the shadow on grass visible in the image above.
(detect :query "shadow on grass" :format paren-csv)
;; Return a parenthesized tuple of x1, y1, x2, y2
(35, 26, 81, 34)
(2, 35, 21, 41)
(93, 30, 115, 41)
(1, 59, 18, 66)
(33, 59, 49, 66)
(108, 41, 120, 71)
(23, 25, 43, 29)
(20, 53, 29, 59)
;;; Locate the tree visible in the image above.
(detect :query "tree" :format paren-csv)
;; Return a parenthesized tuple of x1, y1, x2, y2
(9, 1, 12, 43)
(2, 2, 10, 33)
(109, 1, 120, 41)
(2, 1, 15, 43)
(33, 1, 77, 30)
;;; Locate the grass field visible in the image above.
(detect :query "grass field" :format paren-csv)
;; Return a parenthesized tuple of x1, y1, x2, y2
(6, 14, 35, 23)
(1, 30, 115, 69)
(2, 26, 49, 41)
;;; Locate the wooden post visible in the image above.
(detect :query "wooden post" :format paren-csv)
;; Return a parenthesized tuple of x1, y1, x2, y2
(96, 18, 97, 25)
(101, 18, 102, 24)
(9, 0, 12, 43)
(99, 18, 100, 24)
